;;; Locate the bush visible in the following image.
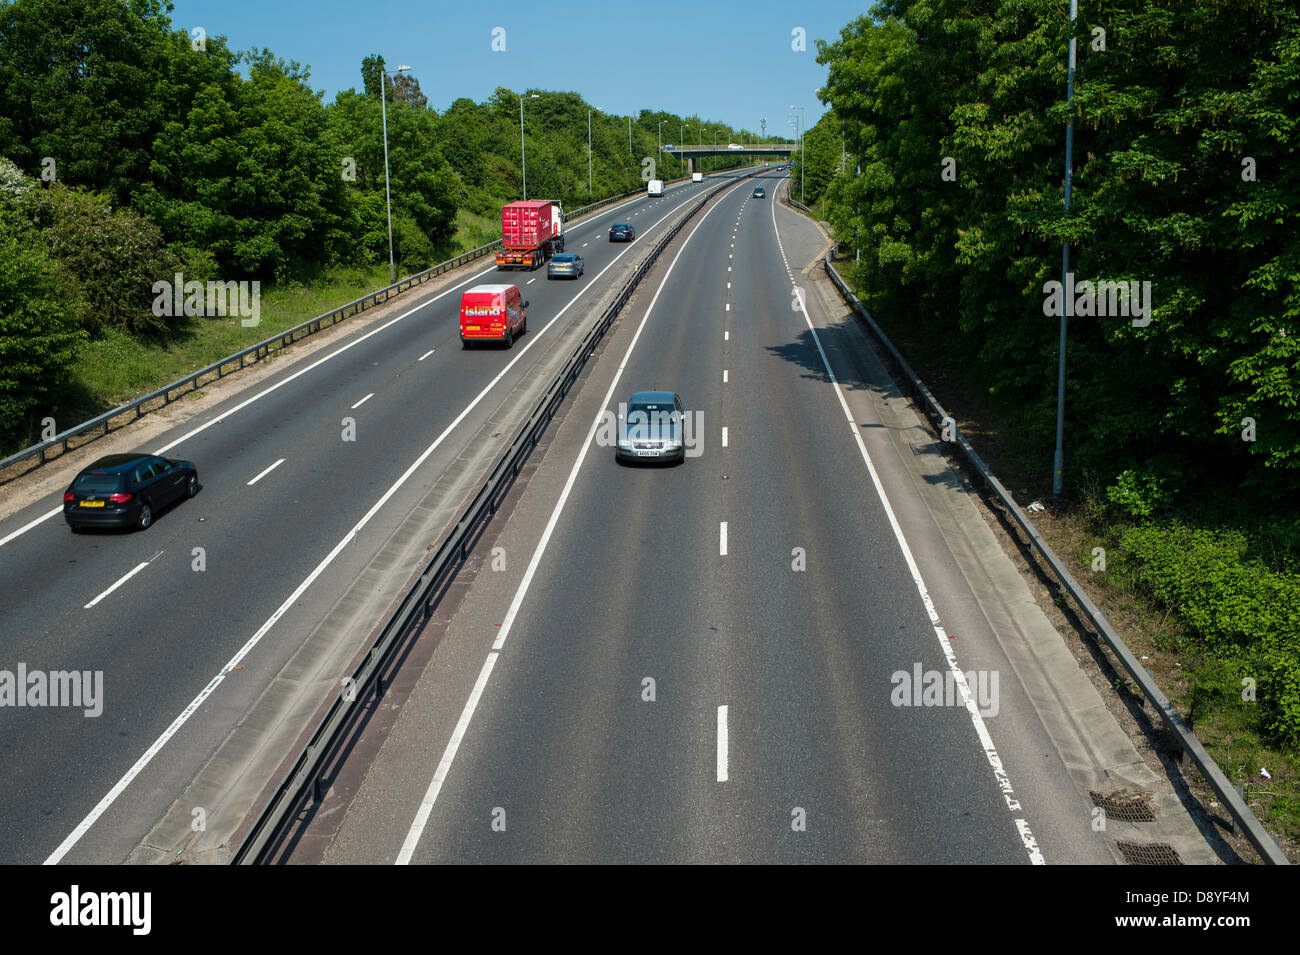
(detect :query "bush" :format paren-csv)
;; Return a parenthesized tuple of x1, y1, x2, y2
(0, 230, 88, 441)
(1120, 524, 1300, 743)
(12, 184, 179, 336)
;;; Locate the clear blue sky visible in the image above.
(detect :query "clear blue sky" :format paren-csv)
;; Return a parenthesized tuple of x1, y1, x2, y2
(167, 0, 868, 137)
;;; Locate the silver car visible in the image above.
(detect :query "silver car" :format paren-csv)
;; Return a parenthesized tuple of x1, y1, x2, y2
(616, 391, 686, 464)
(547, 253, 584, 279)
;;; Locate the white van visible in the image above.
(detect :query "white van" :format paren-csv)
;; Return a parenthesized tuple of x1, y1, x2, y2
(647, 179, 664, 197)
(691, 172, 703, 183)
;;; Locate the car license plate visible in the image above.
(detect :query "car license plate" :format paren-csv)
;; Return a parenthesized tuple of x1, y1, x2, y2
(635, 450, 657, 457)
(80, 500, 105, 507)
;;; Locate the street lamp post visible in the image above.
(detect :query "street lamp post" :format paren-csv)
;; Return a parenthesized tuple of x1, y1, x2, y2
(681, 124, 689, 175)
(519, 92, 539, 200)
(1053, 0, 1079, 506)
(380, 63, 411, 285)
(588, 108, 593, 196)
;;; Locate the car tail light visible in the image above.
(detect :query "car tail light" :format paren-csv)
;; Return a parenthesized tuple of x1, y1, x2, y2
(63, 492, 74, 502)
(107, 492, 133, 504)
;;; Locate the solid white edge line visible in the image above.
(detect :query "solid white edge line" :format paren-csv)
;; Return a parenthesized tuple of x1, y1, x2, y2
(350, 393, 374, 410)
(769, 179, 1044, 865)
(246, 458, 286, 486)
(716, 705, 729, 782)
(394, 176, 752, 864)
(42, 182, 712, 866)
(0, 506, 63, 548)
(83, 553, 160, 610)
(4, 186, 676, 550)
(394, 650, 499, 865)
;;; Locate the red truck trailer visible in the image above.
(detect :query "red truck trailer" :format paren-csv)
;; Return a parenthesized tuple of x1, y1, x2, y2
(496, 200, 564, 270)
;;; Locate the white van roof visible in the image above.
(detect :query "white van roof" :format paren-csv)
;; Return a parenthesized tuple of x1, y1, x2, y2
(465, 284, 515, 295)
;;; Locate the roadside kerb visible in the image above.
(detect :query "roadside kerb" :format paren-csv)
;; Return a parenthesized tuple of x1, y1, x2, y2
(818, 246, 1289, 866)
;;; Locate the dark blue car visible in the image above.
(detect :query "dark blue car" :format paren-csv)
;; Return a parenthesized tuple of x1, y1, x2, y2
(64, 453, 198, 531)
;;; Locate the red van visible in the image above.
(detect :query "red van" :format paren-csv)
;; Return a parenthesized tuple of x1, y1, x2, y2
(459, 283, 528, 348)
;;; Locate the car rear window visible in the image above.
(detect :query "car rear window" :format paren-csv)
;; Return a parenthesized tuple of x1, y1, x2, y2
(73, 473, 123, 493)
(628, 403, 674, 417)
(552, 254, 574, 262)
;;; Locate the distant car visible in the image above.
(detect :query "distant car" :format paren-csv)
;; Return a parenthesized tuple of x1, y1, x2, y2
(64, 454, 198, 531)
(752, 186, 765, 198)
(616, 391, 686, 464)
(727, 144, 743, 150)
(609, 223, 635, 242)
(547, 253, 584, 279)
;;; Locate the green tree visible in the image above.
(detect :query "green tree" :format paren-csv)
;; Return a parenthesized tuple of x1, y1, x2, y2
(0, 229, 88, 439)
(11, 183, 178, 335)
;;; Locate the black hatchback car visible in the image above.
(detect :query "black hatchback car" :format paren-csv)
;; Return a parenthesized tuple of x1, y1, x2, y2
(64, 453, 198, 531)
(609, 223, 635, 242)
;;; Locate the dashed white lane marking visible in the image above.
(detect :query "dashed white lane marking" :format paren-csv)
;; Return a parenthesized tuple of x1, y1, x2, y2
(724, 331, 729, 341)
(247, 458, 286, 486)
(418, 349, 435, 361)
(722, 427, 729, 447)
(84, 550, 163, 610)
(723, 369, 729, 383)
(769, 176, 1044, 865)
(526, 278, 536, 284)
(725, 303, 730, 310)
(727, 282, 731, 288)
(717, 705, 729, 781)
(719, 522, 728, 556)
(392, 174, 756, 866)
(42, 189, 701, 865)
(351, 393, 374, 409)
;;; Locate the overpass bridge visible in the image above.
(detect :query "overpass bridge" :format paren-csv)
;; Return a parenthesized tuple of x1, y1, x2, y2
(661, 143, 796, 173)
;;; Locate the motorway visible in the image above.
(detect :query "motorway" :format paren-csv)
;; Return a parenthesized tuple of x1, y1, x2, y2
(312, 173, 1211, 864)
(0, 171, 734, 864)
(0, 166, 1220, 866)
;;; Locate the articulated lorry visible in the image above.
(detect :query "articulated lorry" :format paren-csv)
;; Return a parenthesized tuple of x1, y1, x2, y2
(496, 200, 564, 270)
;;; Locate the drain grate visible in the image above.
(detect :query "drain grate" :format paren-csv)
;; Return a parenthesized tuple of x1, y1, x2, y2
(1115, 841, 1183, 865)
(1090, 790, 1157, 823)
